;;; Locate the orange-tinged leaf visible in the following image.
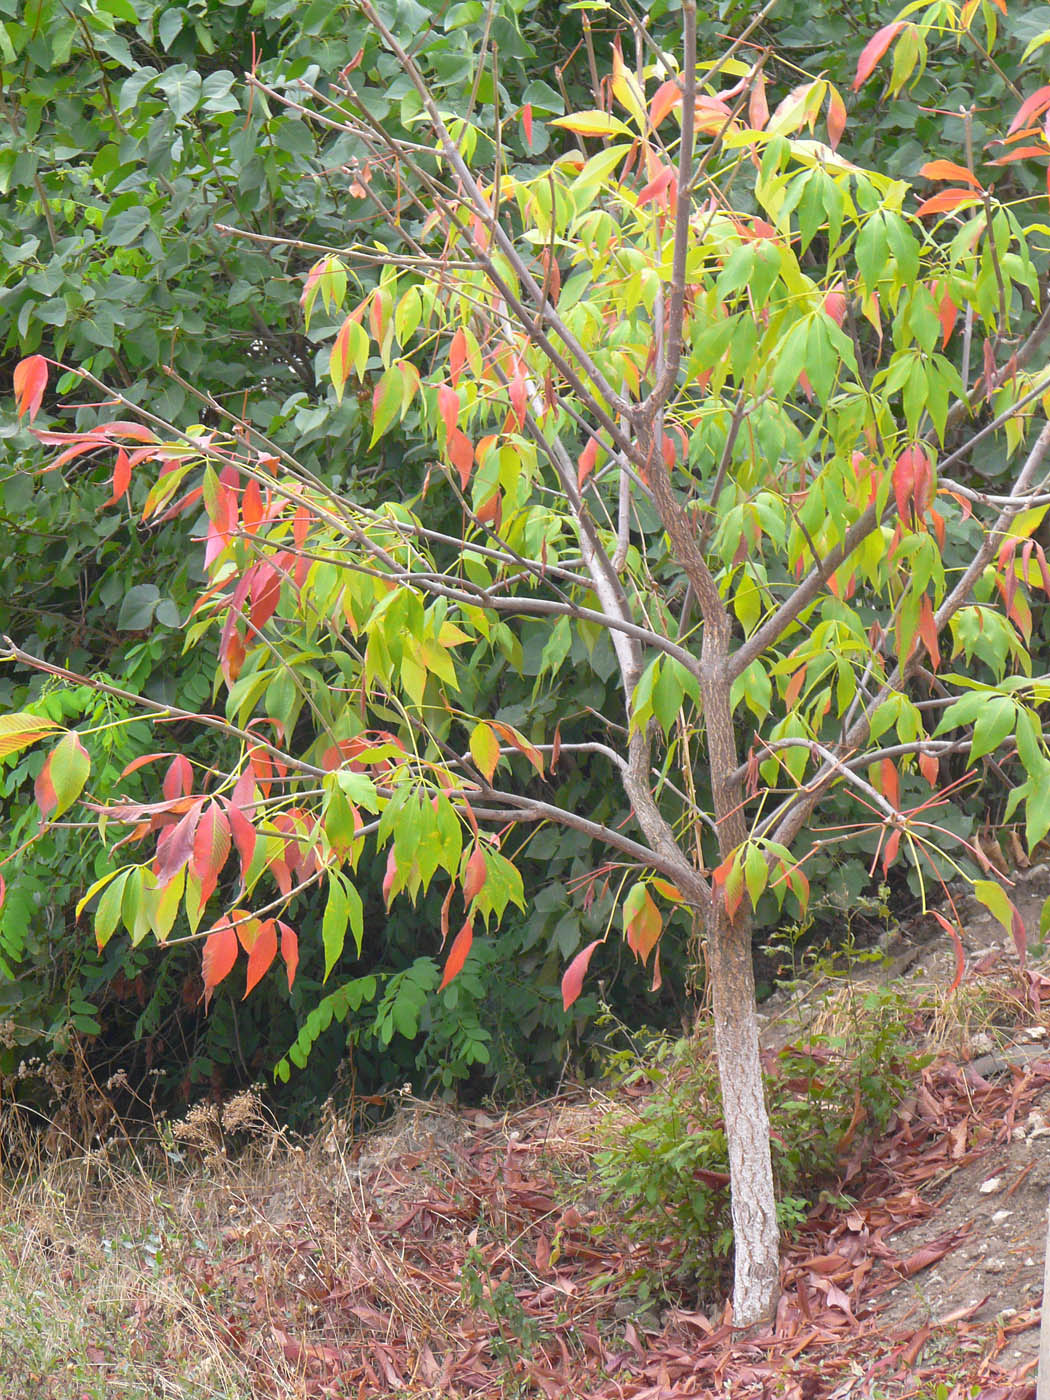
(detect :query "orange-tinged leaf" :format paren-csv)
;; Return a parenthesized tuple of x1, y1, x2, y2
(988, 145, 1048, 165)
(624, 884, 662, 966)
(509, 366, 527, 430)
(244, 917, 278, 997)
(382, 845, 398, 907)
(0, 713, 61, 759)
(439, 916, 473, 989)
(562, 938, 602, 1010)
(827, 88, 847, 150)
(448, 428, 474, 489)
(853, 21, 905, 91)
(882, 827, 901, 874)
(714, 853, 746, 922)
(462, 844, 487, 905)
(163, 754, 193, 801)
(919, 751, 939, 787)
(918, 593, 941, 670)
(919, 159, 983, 189)
(35, 731, 90, 821)
(191, 801, 231, 901)
(749, 74, 769, 131)
(13, 355, 47, 422)
(915, 188, 981, 216)
(490, 720, 544, 775)
(437, 384, 460, 439)
(578, 436, 598, 489)
(1009, 85, 1050, 137)
(449, 328, 467, 389)
(470, 722, 500, 782)
(521, 102, 533, 148)
(649, 80, 681, 129)
(279, 920, 299, 990)
(108, 448, 132, 505)
(932, 910, 966, 992)
(879, 758, 900, 809)
(201, 919, 238, 1010)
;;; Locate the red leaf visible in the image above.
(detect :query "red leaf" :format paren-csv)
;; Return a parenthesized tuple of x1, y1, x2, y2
(853, 22, 905, 91)
(462, 844, 487, 905)
(562, 939, 602, 1011)
(893, 447, 917, 520)
(244, 917, 278, 997)
(191, 801, 231, 902)
(119, 751, 174, 779)
(250, 564, 281, 631)
(163, 754, 193, 801)
(382, 846, 398, 907)
(439, 917, 473, 989)
(154, 801, 203, 883)
(242, 477, 263, 533)
(1009, 85, 1050, 137)
(0, 872, 5, 913)
(918, 593, 941, 670)
(932, 280, 958, 348)
(108, 449, 132, 505)
(509, 366, 527, 430)
(227, 768, 258, 882)
(932, 911, 966, 993)
(449, 328, 467, 389)
(201, 919, 239, 1010)
(649, 79, 681, 128)
(919, 751, 939, 787)
(578, 436, 598, 489)
(916, 188, 980, 216)
(279, 920, 299, 990)
(13, 355, 48, 423)
(448, 428, 474, 489)
(827, 89, 847, 150)
(882, 827, 901, 874)
(880, 759, 900, 809)
(638, 165, 673, 207)
(489, 720, 544, 775)
(919, 159, 983, 189)
(437, 384, 460, 439)
(33, 752, 57, 820)
(522, 103, 533, 148)
(749, 75, 769, 131)
(625, 887, 662, 966)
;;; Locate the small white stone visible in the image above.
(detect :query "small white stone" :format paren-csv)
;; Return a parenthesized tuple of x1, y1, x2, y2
(979, 1176, 1004, 1194)
(984, 1259, 1006, 1274)
(991, 1210, 1013, 1225)
(1023, 1026, 1047, 1040)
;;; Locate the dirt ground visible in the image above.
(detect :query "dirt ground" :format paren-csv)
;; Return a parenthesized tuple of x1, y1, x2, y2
(8, 871, 1050, 1398)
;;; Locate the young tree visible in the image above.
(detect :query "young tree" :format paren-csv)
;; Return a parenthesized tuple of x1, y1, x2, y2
(6, 0, 1050, 1324)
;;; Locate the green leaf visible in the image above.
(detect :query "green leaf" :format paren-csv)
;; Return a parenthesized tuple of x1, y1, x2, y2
(322, 874, 349, 981)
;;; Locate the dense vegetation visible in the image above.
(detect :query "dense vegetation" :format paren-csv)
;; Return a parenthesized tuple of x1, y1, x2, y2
(5, 0, 1050, 1306)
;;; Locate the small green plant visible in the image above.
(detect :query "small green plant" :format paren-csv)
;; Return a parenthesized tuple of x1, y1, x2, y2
(460, 1244, 551, 1392)
(590, 992, 927, 1301)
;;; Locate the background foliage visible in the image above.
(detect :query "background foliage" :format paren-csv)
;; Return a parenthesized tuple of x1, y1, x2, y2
(3, 0, 1049, 1130)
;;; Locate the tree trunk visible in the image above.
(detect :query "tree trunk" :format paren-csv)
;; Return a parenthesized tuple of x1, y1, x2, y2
(707, 898, 781, 1326)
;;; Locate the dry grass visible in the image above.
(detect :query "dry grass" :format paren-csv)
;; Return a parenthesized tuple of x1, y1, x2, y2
(0, 1088, 586, 1399)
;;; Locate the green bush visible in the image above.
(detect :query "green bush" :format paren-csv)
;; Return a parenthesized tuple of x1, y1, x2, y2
(590, 990, 927, 1301)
